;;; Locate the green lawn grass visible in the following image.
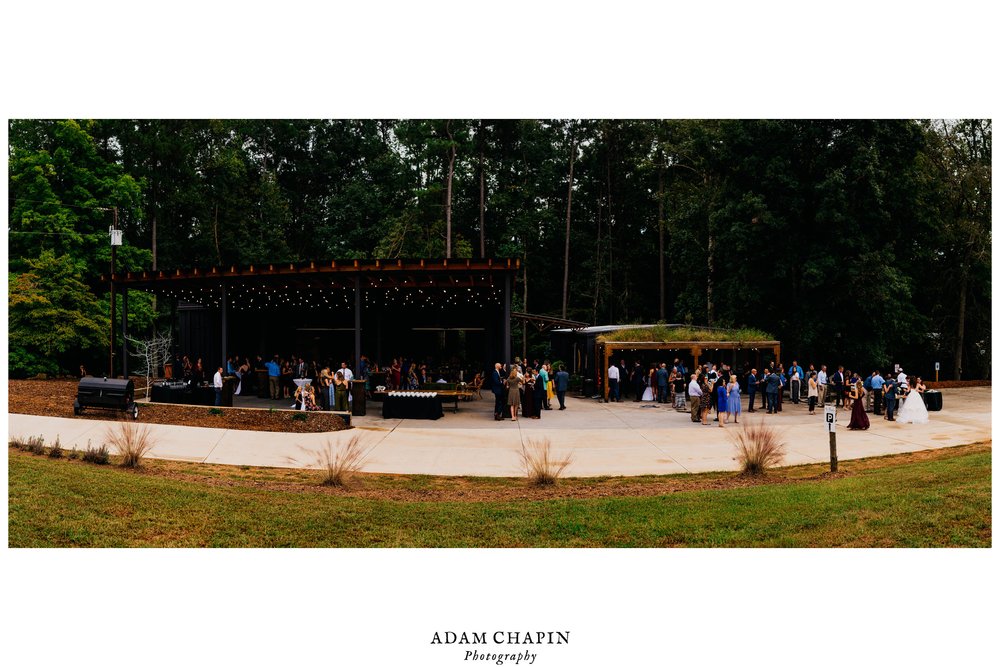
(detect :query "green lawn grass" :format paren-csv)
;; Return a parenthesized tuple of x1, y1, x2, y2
(8, 449, 991, 547)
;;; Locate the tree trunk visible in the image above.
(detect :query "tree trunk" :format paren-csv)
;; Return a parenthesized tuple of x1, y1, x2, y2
(479, 151, 486, 258)
(445, 121, 456, 259)
(592, 196, 603, 323)
(705, 177, 715, 326)
(561, 138, 577, 319)
(657, 153, 665, 321)
(605, 134, 614, 323)
(522, 250, 528, 360)
(479, 120, 486, 258)
(706, 227, 715, 326)
(151, 184, 158, 271)
(953, 267, 968, 380)
(213, 204, 222, 265)
(151, 199, 158, 315)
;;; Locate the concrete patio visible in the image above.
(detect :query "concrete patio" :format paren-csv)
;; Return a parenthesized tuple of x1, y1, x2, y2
(8, 387, 991, 477)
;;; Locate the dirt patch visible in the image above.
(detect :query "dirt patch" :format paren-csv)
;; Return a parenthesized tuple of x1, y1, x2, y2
(11, 440, 989, 504)
(8, 379, 348, 434)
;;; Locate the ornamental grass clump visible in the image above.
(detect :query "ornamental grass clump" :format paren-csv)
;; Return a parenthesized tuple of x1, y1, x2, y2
(315, 435, 370, 487)
(105, 421, 157, 468)
(82, 440, 110, 465)
(730, 418, 786, 476)
(520, 437, 572, 486)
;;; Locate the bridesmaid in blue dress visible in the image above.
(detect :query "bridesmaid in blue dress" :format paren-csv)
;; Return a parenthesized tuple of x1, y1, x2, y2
(727, 376, 741, 424)
(716, 380, 729, 427)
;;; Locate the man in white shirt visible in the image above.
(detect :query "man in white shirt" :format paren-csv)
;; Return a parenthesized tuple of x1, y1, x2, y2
(817, 365, 828, 407)
(340, 362, 354, 382)
(897, 368, 907, 386)
(688, 374, 703, 422)
(607, 361, 620, 402)
(213, 367, 224, 406)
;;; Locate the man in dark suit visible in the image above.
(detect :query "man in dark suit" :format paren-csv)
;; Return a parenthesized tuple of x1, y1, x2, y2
(631, 361, 644, 401)
(554, 364, 570, 410)
(746, 368, 758, 412)
(765, 369, 781, 414)
(491, 362, 506, 421)
(883, 377, 898, 421)
(656, 363, 669, 403)
(832, 366, 845, 408)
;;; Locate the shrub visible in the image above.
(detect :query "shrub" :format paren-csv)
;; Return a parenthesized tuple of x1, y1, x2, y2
(208, 408, 224, 416)
(25, 435, 47, 455)
(68, 446, 80, 460)
(730, 418, 786, 476)
(105, 420, 157, 468)
(291, 412, 308, 422)
(48, 436, 63, 458)
(9, 434, 34, 451)
(315, 435, 369, 487)
(82, 441, 110, 465)
(519, 437, 572, 486)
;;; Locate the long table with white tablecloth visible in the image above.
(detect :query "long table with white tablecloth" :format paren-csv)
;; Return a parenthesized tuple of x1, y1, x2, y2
(381, 393, 444, 420)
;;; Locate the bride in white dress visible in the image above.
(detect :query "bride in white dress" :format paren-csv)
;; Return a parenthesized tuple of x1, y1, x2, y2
(896, 378, 929, 424)
(641, 367, 655, 402)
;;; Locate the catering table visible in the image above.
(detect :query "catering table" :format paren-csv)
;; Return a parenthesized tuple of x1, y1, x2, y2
(150, 381, 231, 407)
(381, 392, 444, 420)
(373, 389, 472, 413)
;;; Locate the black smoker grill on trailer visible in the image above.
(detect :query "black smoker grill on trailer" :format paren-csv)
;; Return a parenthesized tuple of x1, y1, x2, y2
(73, 376, 139, 420)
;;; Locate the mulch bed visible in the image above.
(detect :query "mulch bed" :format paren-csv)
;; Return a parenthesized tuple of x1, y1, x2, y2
(8, 379, 348, 434)
(924, 380, 990, 389)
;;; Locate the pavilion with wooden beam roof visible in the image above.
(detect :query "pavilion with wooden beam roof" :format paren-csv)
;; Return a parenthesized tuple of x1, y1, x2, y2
(109, 258, 520, 377)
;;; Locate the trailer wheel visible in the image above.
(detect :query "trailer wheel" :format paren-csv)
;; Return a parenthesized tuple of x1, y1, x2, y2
(131, 404, 139, 420)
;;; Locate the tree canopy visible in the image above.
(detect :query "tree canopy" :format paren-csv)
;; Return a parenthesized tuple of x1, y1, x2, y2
(7, 119, 991, 378)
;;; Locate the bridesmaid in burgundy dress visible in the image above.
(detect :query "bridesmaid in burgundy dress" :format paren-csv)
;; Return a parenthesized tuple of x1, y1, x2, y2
(847, 380, 870, 430)
(522, 369, 536, 418)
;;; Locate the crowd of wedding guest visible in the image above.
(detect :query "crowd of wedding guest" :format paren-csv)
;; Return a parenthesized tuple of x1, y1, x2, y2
(168, 351, 486, 412)
(606, 357, 931, 428)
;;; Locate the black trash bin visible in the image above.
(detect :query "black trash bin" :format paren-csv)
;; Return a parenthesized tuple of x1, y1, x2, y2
(582, 378, 595, 397)
(256, 369, 269, 398)
(924, 390, 943, 411)
(350, 381, 367, 416)
(221, 377, 237, 407)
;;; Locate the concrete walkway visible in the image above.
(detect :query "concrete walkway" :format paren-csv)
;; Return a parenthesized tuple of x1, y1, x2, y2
(8, 388, 991, 477)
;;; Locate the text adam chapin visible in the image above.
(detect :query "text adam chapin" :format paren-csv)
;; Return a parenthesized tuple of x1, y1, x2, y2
(430, 631, 570, 665)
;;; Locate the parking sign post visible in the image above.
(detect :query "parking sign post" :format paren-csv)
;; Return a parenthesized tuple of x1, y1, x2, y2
(825, 405, 837, 472)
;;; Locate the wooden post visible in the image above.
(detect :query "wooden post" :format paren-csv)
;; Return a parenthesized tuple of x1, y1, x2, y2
(829, 431, 838, 473)
(121, 286, 128, 378)
(691, 346, 701, 371)
(219, 284, 227, 371)
(354, 275, 362, 371)
(503, 274, 512, 367)
(825, 405, 838, 472)
(602, 344, 609, 402)
(774, 344, 781, 367)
